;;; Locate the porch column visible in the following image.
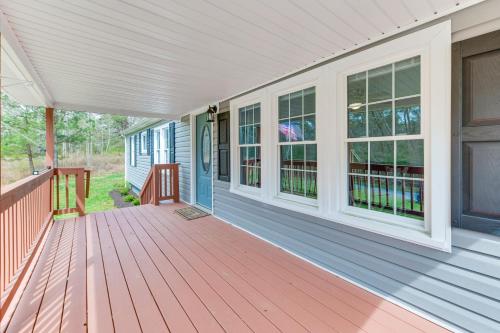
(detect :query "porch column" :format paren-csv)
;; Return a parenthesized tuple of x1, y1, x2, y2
(45, 107, 54, 168)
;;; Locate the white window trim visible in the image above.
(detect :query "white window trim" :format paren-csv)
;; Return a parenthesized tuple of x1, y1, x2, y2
(333, 21, 451, 251)
(271, 79, 321, 208)
(340, 51, 426, 232)
(152, 122, 171, 164)
(237, 103, 262, 192)
(140, 131, 148, 155)
(230, 91, 265, 197)
(229, 21, 451, 251)
(130, 135, 136, 167)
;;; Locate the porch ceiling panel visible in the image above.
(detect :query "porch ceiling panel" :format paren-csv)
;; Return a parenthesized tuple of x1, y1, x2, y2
(0, 0, 483, 118)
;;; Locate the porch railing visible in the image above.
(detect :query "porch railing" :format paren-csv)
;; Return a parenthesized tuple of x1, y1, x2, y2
(348, 163, 424, 217)
(0, 167, 90, 319)
(140, 164, 179, 205)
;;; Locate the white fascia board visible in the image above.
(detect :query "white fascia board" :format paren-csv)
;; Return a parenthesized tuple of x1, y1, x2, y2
(54, 102, 173, 119)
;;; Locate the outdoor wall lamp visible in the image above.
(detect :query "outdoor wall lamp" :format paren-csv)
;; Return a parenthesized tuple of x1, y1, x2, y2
(206, 105, 218, 122)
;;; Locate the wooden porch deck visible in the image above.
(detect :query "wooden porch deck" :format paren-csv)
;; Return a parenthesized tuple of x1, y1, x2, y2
(2, 204, 448, 333)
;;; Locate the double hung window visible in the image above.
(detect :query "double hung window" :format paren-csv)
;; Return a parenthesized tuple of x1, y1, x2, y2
(238, 103, 261, 188)
(346, 56, 424, 223)
(278, 87, 317, 199)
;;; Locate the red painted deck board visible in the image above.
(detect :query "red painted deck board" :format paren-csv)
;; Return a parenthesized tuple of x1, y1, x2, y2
(3, 204, 449, 333)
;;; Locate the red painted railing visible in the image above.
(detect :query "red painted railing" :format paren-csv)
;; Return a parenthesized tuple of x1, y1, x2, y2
(140, 164, 179, 205)
(348, 163, 424, 217)
(0, 167, 90, 319)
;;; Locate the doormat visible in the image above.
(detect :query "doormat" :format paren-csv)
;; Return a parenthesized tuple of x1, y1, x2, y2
(175, 206, 209, 220)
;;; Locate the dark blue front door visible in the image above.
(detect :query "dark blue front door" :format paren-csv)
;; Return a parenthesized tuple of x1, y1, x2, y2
(196, 114, 212, 209)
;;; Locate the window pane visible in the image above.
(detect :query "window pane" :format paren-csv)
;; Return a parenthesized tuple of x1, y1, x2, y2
(240, 147, 247, 166)
(254, 124, 261, 144)
(247, 167, 255, 186)
(280, 145, 292, 169)
(255, 147, 261, 167)
(370, 177, 394, 214)
(292, 170, 305, 196)
(240, 166, 248, 185)
(246, 125, 254, 144)
(280, 169, 291, 193)
(397, 179, 424, 220)
(303, 87, 315, 115)
(290, 117, 303, 142)
(348, 142, 368, 174)
(397, 140, 424, 178)
(304, 115, 316, 141)
(348, 72, 366, 106)
(349, 175, 368, 208)
(292, 144, 305, 169)
(305, 172, 317, 199)
(395, 56, 420, 98)
(279, 95, 289, 119)
(348, 106, 366, 138)
(239, 108, 246, 125)
(246, 106, 254, 124)
(368, 64, 392, 102)
(395, 97, 421, 135)
(305, 144, 317, 172)
(239, 126, 246, 144)
(247, 146, 256, 166)
(279, 119, 290, 142)
(254, 104, 261, 123)
(254, 167, 261, 188)
(368, 102, 392, 137)
(370, 141, 394, 176)
(290, 91, 303, 117)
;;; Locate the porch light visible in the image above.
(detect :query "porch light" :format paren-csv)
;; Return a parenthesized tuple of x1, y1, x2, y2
(206, 105, 218, 122)
(32, 170, 39, 175)
(348, 102, 363, 110)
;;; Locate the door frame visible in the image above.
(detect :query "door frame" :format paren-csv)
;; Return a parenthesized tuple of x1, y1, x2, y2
(190, 108, 214, 213)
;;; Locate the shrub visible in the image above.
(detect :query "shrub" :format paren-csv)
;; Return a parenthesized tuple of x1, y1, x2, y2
(124, 194, 135, 202)
(119, 187, 130, 196)
(132, 198, 140, 206)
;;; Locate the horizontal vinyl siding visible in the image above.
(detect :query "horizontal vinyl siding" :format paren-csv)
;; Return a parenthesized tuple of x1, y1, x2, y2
(212, 181, 500, 332)
(175, 118, 191, 203)
(125, 133, 151, 193)
(125, 118, 191, 202)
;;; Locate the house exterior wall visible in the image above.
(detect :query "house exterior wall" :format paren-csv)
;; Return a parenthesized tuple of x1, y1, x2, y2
(125, 118, 191, 202)
(125, 130, 154, 193)
(210, 6, 500, 331)
(175, 116, 191, 203)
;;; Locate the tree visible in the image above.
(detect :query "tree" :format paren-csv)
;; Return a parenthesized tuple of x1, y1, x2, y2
(1, 94, 45, 173)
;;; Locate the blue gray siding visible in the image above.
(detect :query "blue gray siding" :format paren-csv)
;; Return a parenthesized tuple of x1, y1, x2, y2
(125, 118, 191, 202)
(175, 116, 191, 203)
(125, 131, 153, 193)
(212, 100, 500, 332)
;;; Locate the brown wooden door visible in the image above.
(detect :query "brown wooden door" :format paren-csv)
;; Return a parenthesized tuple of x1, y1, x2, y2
(452, 30, 500, 235)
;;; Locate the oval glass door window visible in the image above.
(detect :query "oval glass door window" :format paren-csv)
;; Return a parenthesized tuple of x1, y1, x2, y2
(201, 125, 211, 173)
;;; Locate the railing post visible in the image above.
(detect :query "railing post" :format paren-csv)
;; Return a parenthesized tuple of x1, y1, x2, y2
(153, 165, 160, 206)
(45, 107, 55, 169)
(173, 164, 180, 203)
(75, 168, 85, 216)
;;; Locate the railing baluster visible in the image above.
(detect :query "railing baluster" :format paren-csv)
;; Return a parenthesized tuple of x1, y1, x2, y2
(56, 174, 60, 210)
(65, 174, 69, 209)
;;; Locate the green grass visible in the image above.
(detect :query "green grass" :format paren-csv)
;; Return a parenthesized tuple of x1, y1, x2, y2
(54, 172, 125, 220)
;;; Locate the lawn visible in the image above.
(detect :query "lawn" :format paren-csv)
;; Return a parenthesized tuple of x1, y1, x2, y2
(54, 172, 125, 219)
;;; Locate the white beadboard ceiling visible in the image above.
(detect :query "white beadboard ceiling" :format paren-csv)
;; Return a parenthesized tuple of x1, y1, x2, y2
(0, 0, 484, 118)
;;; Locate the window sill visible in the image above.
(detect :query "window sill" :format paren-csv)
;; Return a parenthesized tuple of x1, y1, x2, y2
(228, 187, 449, 252)
(230, 186, 262, 200)
(330, 211, 450, 252)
